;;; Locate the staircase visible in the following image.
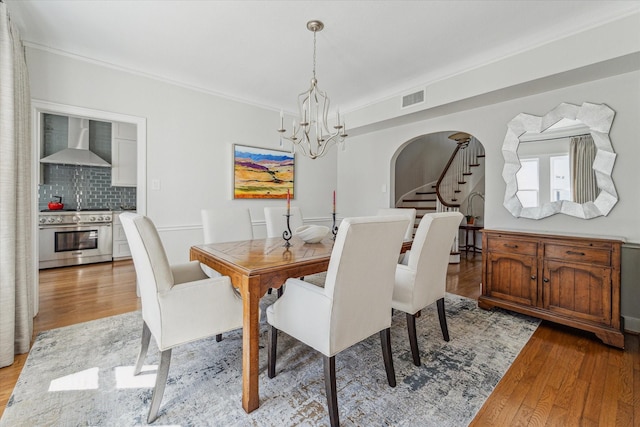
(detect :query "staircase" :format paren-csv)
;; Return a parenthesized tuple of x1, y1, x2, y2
(398, 186, 438, 233)
(396, 133, 485, 260)
(435, 132, 485, 209)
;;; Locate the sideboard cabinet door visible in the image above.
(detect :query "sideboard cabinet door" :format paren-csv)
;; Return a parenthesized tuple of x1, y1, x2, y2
(543, 260, 612, 326)
(487, 252, 538, 307)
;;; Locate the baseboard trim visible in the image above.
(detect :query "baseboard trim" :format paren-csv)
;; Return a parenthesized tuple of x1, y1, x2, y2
(623, 315, 640, 334)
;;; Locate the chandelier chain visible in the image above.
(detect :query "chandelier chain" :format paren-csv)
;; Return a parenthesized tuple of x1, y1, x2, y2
(312, 29, 317, 80)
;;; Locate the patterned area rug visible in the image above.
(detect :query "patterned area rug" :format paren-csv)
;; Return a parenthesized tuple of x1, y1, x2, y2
(1, 291, 539, 426)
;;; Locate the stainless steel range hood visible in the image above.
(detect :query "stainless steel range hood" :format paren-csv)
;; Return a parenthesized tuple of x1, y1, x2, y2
(40, 117, 111, 167)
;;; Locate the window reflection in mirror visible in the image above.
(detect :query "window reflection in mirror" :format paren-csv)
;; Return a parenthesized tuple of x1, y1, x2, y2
(516, 137, 597, 207)
(516, 158, 539, 207)
(516, 118, 598, 207)
(502, 102, 616, 219)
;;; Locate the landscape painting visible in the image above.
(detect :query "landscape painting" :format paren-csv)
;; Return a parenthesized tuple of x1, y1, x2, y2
(233, 144, 294, 199)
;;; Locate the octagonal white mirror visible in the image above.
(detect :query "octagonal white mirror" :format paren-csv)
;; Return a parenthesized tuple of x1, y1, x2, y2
(502, 102, 617, 219)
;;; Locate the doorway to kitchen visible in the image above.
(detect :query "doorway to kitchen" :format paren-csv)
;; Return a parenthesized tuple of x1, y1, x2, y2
(31, 100, 147, 313)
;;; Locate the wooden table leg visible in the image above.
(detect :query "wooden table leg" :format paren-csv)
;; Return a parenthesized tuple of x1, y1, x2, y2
(241, 275, 261, 413)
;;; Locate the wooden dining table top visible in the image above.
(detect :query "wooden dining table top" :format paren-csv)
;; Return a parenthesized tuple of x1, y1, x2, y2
(190, 236, 339, 293)
(193, 235, 334, 271)
(191, 236, 412, 288)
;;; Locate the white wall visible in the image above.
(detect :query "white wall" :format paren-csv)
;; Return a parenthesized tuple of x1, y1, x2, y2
(27, 48, 337, 263)
(339, 71, 640, 241)
(394, 132, 454, 204)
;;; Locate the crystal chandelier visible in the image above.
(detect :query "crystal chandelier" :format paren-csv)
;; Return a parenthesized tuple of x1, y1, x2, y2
(277, 20, 347, 159)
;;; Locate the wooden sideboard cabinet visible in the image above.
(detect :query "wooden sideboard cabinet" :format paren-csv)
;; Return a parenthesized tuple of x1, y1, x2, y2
(479, 229, 624, 348)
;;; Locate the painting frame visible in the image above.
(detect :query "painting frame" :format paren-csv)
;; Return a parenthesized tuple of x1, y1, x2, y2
(233, 144, 295, 199)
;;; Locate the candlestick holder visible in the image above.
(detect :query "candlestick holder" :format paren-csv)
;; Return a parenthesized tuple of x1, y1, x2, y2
(332, 212, 339, 240)
(282, 213, 292, 247)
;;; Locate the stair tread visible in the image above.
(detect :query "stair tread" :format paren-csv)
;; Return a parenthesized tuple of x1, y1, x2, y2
(407, 140, 483, 216)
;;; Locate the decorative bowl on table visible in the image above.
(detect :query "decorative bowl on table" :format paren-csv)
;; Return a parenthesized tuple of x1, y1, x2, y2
(295, 225, 330, 243)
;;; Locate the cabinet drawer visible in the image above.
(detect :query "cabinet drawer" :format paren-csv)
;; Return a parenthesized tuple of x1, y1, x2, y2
(544, 244, 611, 266)
(486, 237, 537, 256)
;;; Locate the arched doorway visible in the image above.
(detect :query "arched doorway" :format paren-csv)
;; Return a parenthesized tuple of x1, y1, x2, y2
(391, 130, 486, 254)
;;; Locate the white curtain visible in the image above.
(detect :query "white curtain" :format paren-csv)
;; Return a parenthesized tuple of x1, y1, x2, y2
(570, 135, 599, 204)
(0, 2, 34, 368)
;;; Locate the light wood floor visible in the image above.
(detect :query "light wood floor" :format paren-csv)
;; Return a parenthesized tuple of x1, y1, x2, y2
(1, 256, 638, 425)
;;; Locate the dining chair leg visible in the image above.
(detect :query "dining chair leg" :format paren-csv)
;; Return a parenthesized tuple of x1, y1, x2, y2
(277, 287, 284, 298)
(134, 321, 151, 376)
(436, 297, 450, 342)
(215, 334, 222, 342)
(147, 348, 172, 424)
(323, 355, 339, 427)
(406, 313, 421, 366)
(268, 325, 278, 379)
(380, 328, 396, 387)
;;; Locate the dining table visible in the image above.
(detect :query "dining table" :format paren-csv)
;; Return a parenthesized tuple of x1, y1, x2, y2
(190, 234, 412, 414)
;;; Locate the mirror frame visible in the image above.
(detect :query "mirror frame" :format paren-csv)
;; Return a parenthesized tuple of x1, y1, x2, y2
(502, 102, 617, 219)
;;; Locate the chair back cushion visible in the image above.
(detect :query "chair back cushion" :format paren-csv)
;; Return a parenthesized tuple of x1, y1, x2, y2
(407, 212, 463, 308)
(202, 207, 253, 243)
(264, 206, 304, 238)
(324, 215, 409, 354)
(120, 213, 174, 334)
(377, 208, 416, 240)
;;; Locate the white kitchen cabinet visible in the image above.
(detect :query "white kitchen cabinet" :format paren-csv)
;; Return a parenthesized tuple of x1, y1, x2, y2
(112, 213, 132, 260)
(111, 122, 137, 187)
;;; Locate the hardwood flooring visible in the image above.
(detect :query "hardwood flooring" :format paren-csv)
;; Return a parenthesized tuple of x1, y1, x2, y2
(1, 255, 638, 425)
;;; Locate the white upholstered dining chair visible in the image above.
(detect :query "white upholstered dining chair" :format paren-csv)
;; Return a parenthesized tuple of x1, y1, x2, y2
(200, 206, 254, 337)
(377, 207, 417, 240)
(201, 207, 253, 277)
(266, 215, 410, 427)
(264, 206, 304, 238)
(120, 212, 243, 423)
(392, 211, 463, 366)
(202, 207, 253, 244)
(377, 208, 417, 264)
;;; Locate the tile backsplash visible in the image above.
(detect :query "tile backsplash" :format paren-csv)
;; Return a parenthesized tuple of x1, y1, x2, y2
(39, 164, 136, 210)
(38, 114, 136, 211)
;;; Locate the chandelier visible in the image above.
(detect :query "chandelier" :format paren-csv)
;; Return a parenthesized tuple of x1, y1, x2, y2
(278, 20, 347, 159)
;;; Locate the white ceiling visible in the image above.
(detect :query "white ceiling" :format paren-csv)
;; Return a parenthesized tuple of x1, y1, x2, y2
(6, 0, 640, 113)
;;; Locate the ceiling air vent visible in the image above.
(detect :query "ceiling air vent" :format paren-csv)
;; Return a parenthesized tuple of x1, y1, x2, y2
(401, 90, 425, 108)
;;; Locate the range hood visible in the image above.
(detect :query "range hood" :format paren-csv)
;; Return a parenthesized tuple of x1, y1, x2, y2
(40, 117, 111, 167)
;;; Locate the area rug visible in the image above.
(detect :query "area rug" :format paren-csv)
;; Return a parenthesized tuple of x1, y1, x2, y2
(1, 292, 539, 426)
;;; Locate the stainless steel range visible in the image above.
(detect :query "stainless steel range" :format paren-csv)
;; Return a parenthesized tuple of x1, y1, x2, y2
(39, 210, 113, 269)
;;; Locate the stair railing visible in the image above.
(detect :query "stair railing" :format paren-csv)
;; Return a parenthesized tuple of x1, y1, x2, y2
(435, 134, 485, 211)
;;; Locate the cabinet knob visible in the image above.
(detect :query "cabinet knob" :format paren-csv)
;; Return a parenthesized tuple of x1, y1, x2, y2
(543, 278, 549, 283)
(531, 275, 536, 280)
